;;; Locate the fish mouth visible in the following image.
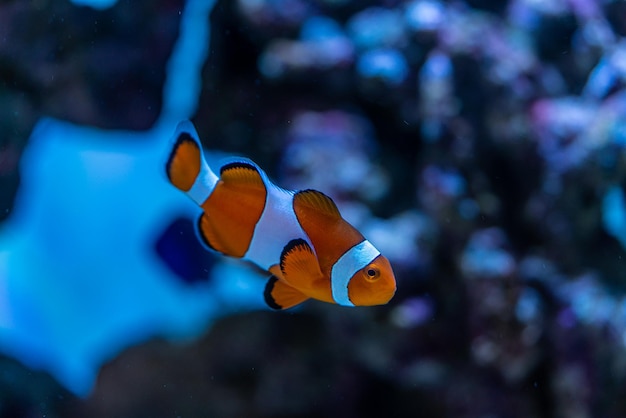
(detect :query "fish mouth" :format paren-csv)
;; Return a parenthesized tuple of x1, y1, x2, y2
(380, 287, 397, 304)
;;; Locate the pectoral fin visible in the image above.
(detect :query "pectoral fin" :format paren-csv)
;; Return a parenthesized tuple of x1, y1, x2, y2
(280, 239, 323, 289)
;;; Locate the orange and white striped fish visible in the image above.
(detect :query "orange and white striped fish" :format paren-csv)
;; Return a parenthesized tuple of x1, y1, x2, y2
(165, 121, 396, 310)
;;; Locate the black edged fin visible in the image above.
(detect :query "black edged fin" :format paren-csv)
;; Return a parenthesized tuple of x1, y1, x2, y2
(165, 131, 202, 191)
(196, 213, 225, 255)
(280, 238, 313, 272)
(219, 161, 265, 188)
(279, 238, 323, 289)
(264, 275, 309, 310)
(293, 189, 341, 219)
(264, 276, 282, 310)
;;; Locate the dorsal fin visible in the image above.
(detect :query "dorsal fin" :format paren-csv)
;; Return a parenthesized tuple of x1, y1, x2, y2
(293, 189, 341, 219)
(219, 160, 265, 189)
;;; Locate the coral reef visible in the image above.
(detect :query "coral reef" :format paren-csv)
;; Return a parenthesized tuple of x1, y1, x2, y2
(2, 0, 626, 417)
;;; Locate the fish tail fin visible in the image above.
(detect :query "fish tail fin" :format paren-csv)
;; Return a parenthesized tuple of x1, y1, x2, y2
(166, 120, 204, 191)
(165, 120, 218, 204)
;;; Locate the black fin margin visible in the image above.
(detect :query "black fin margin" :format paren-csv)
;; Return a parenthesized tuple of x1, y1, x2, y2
(165, 132, 198, 183)
(264, 276, 283, 310)
(219, 160, 259, 175)
(279, 238, 311, 272)
(293, 189, 341, 218)
(196, 213, 220, 254)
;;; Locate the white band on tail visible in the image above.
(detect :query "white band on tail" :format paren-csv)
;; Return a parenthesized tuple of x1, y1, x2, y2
(331, 240, 380, 307)
(187, 163, 218, 205)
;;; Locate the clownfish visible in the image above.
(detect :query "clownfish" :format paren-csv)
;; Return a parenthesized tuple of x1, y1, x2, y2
(165, 121, 396, 310)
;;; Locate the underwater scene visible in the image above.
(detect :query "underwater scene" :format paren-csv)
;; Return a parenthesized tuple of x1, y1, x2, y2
(2, 0, 626, 417)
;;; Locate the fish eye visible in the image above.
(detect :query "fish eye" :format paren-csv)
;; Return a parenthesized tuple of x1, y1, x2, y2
(364, 267, 380, 282)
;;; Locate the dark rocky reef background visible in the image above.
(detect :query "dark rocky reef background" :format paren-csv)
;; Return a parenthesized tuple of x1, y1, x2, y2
(3, 0, 626, 417)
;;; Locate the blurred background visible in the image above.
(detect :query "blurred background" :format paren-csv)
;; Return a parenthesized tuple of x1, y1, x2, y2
(2, 0, 626, 417)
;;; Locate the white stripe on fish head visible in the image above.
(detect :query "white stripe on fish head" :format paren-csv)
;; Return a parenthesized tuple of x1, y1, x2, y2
(330, 240, 381, 307)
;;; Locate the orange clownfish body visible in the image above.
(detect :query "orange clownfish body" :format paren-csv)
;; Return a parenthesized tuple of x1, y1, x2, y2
(165, 121, 396, 310)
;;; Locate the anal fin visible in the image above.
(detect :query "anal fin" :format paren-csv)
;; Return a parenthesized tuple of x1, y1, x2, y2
(264, 276, 309, 310)
(197, 212, 229, 255)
